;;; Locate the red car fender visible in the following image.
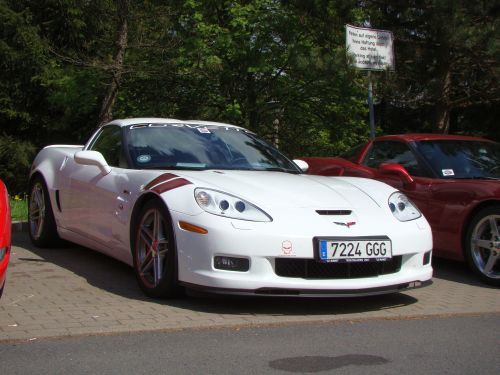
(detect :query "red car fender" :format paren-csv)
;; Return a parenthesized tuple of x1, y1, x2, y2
(0, 180, 12, 292)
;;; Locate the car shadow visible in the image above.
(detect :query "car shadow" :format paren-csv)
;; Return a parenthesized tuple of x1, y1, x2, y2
(13, 232, 423, 316)
(431, 256, 497, 289)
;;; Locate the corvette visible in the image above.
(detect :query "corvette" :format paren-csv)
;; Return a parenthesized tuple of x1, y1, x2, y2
(28, 118, 432, 298)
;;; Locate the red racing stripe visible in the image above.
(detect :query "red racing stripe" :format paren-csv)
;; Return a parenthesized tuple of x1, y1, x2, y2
(143, 173, 179, 190)
(152, 178, 192, 194)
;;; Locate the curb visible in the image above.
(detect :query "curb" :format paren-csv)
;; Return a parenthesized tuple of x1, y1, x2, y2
(11, 221, 28, 233)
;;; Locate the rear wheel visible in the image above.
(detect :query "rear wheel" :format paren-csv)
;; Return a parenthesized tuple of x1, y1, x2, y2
(465, 205, 500, 286)
(132, 200, 183, 298)
(28, 176, 60, 247)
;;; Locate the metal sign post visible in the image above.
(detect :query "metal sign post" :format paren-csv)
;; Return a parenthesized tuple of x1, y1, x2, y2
(367, 71, 376, 139)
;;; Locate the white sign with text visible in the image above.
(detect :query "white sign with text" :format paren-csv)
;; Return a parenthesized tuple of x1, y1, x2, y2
(346, 25, 395, 70)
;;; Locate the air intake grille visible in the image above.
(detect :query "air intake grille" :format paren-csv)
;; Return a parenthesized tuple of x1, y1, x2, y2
(275, 257, 402, 279)
(316, 210, 352, 215)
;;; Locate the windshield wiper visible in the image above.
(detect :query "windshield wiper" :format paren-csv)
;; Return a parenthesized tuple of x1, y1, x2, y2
(453, 176, 500, 180)
(139, 165, 302, 174)
(261, 167, 302, 174)
(140, 165, 207, 171)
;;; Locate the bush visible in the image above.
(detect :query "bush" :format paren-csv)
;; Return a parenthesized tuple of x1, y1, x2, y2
(0, 134, 35, 195)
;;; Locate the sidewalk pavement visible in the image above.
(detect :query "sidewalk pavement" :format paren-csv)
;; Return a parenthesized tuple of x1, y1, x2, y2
(1, 231, 499, 342)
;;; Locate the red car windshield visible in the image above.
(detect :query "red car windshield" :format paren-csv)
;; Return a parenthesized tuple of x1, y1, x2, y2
(415, 139, 500, 180)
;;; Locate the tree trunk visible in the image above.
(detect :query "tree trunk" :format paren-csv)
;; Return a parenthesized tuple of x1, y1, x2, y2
(246, 72, 259, 131)
(435, 75, 451, 134)
(435, 102, 450, 134)
(434, 59, 452, 134)
(98, 0, 129, 126)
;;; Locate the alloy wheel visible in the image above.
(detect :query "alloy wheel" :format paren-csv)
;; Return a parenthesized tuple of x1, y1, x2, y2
(470, 214, 500, 281)
(135, 208, 170, 288)
(29, 182, 46, 240)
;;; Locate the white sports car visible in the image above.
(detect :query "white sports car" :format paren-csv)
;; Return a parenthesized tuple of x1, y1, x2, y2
(29, 118, 432, 298)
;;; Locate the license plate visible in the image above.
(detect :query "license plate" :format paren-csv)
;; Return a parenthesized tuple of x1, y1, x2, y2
(317, 237, 392, 263)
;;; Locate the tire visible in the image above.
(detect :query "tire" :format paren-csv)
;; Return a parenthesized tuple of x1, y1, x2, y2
(132, 199, 183, 298)
(465, 205, 500, 286)
(28, 176, 61, 247)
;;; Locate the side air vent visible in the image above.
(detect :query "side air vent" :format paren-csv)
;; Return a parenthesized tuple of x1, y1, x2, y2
(55, 190, 62, 212)
(316, 210, 352, 216)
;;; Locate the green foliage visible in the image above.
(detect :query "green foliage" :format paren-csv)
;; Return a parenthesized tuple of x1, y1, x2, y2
(365, 0, 499, 135)
(0, 0, 498, 195)
(0, 0, 49, 127)
(165, 0, 369, 156)
(0, 134, 35, 194)
(9, 195, 28, 222)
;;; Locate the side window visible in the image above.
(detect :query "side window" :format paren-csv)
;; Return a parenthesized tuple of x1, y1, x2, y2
(363, 141, 426, 177)
(88, 126, 124, 168)
(363, 141, 392, 168)
(340, 143, 365, 162)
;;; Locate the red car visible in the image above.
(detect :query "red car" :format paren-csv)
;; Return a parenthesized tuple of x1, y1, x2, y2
(301, 134, 500, 286)
(0, 179, 11, 298)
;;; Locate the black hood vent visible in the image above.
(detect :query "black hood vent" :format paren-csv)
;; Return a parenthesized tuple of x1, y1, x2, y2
(316, 210, 352, 216)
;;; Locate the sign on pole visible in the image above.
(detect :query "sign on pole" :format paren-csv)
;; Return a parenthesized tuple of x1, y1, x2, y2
(346, 25, 395, 139)
(346, 25, 394, 71)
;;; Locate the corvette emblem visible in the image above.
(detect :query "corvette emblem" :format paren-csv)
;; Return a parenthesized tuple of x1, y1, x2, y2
(334, 221, 356, 228)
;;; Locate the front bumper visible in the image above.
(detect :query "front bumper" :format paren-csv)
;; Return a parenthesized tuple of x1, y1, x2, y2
(181, 279, 433, 297)
(172, 210, 433, 296)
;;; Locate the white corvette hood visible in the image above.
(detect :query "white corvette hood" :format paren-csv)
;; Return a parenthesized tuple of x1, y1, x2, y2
(176, 170, 393, 210)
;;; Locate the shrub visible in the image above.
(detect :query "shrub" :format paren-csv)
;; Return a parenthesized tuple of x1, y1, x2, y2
(0, 134, 35, 195)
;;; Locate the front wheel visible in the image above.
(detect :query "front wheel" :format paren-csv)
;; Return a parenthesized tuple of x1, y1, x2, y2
(465, 205, 500, 286)
(28, 176, 61, 247)
(132, 200, 183, 298)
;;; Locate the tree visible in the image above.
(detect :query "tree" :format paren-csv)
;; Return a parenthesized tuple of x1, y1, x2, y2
(0, 0, 52, 193)
(366, 0, 499, 135)
(166, 0, 369, 156)
(4, 0, 497, 195)
(98, 0, 129, 125)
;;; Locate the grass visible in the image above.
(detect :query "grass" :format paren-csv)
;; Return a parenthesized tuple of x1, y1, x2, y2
(9, 196, 28, 222)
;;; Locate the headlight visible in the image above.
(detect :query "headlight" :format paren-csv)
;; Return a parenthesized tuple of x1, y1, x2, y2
(194, 188, 272, 222)
(388, 192, 421, 221)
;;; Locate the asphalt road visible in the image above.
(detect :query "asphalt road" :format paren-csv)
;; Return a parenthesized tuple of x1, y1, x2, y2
(1, 314, 499, 375)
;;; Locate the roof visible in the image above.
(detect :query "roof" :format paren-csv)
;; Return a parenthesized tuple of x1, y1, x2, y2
(106, 118, 241, 129)
(375, 133, 494, 142)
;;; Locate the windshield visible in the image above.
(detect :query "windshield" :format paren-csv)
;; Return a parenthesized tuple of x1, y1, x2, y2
(126, 123, 301, 173)
(415, 139, 500, 179)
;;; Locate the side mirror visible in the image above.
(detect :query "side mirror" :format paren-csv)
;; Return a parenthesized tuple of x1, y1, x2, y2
(74, 150, 111, 175)
(379, 163, 414, 186)
(293, 159, 309, 172)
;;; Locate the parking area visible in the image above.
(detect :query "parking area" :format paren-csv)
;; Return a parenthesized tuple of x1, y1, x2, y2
(1, 231, 499, 342)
